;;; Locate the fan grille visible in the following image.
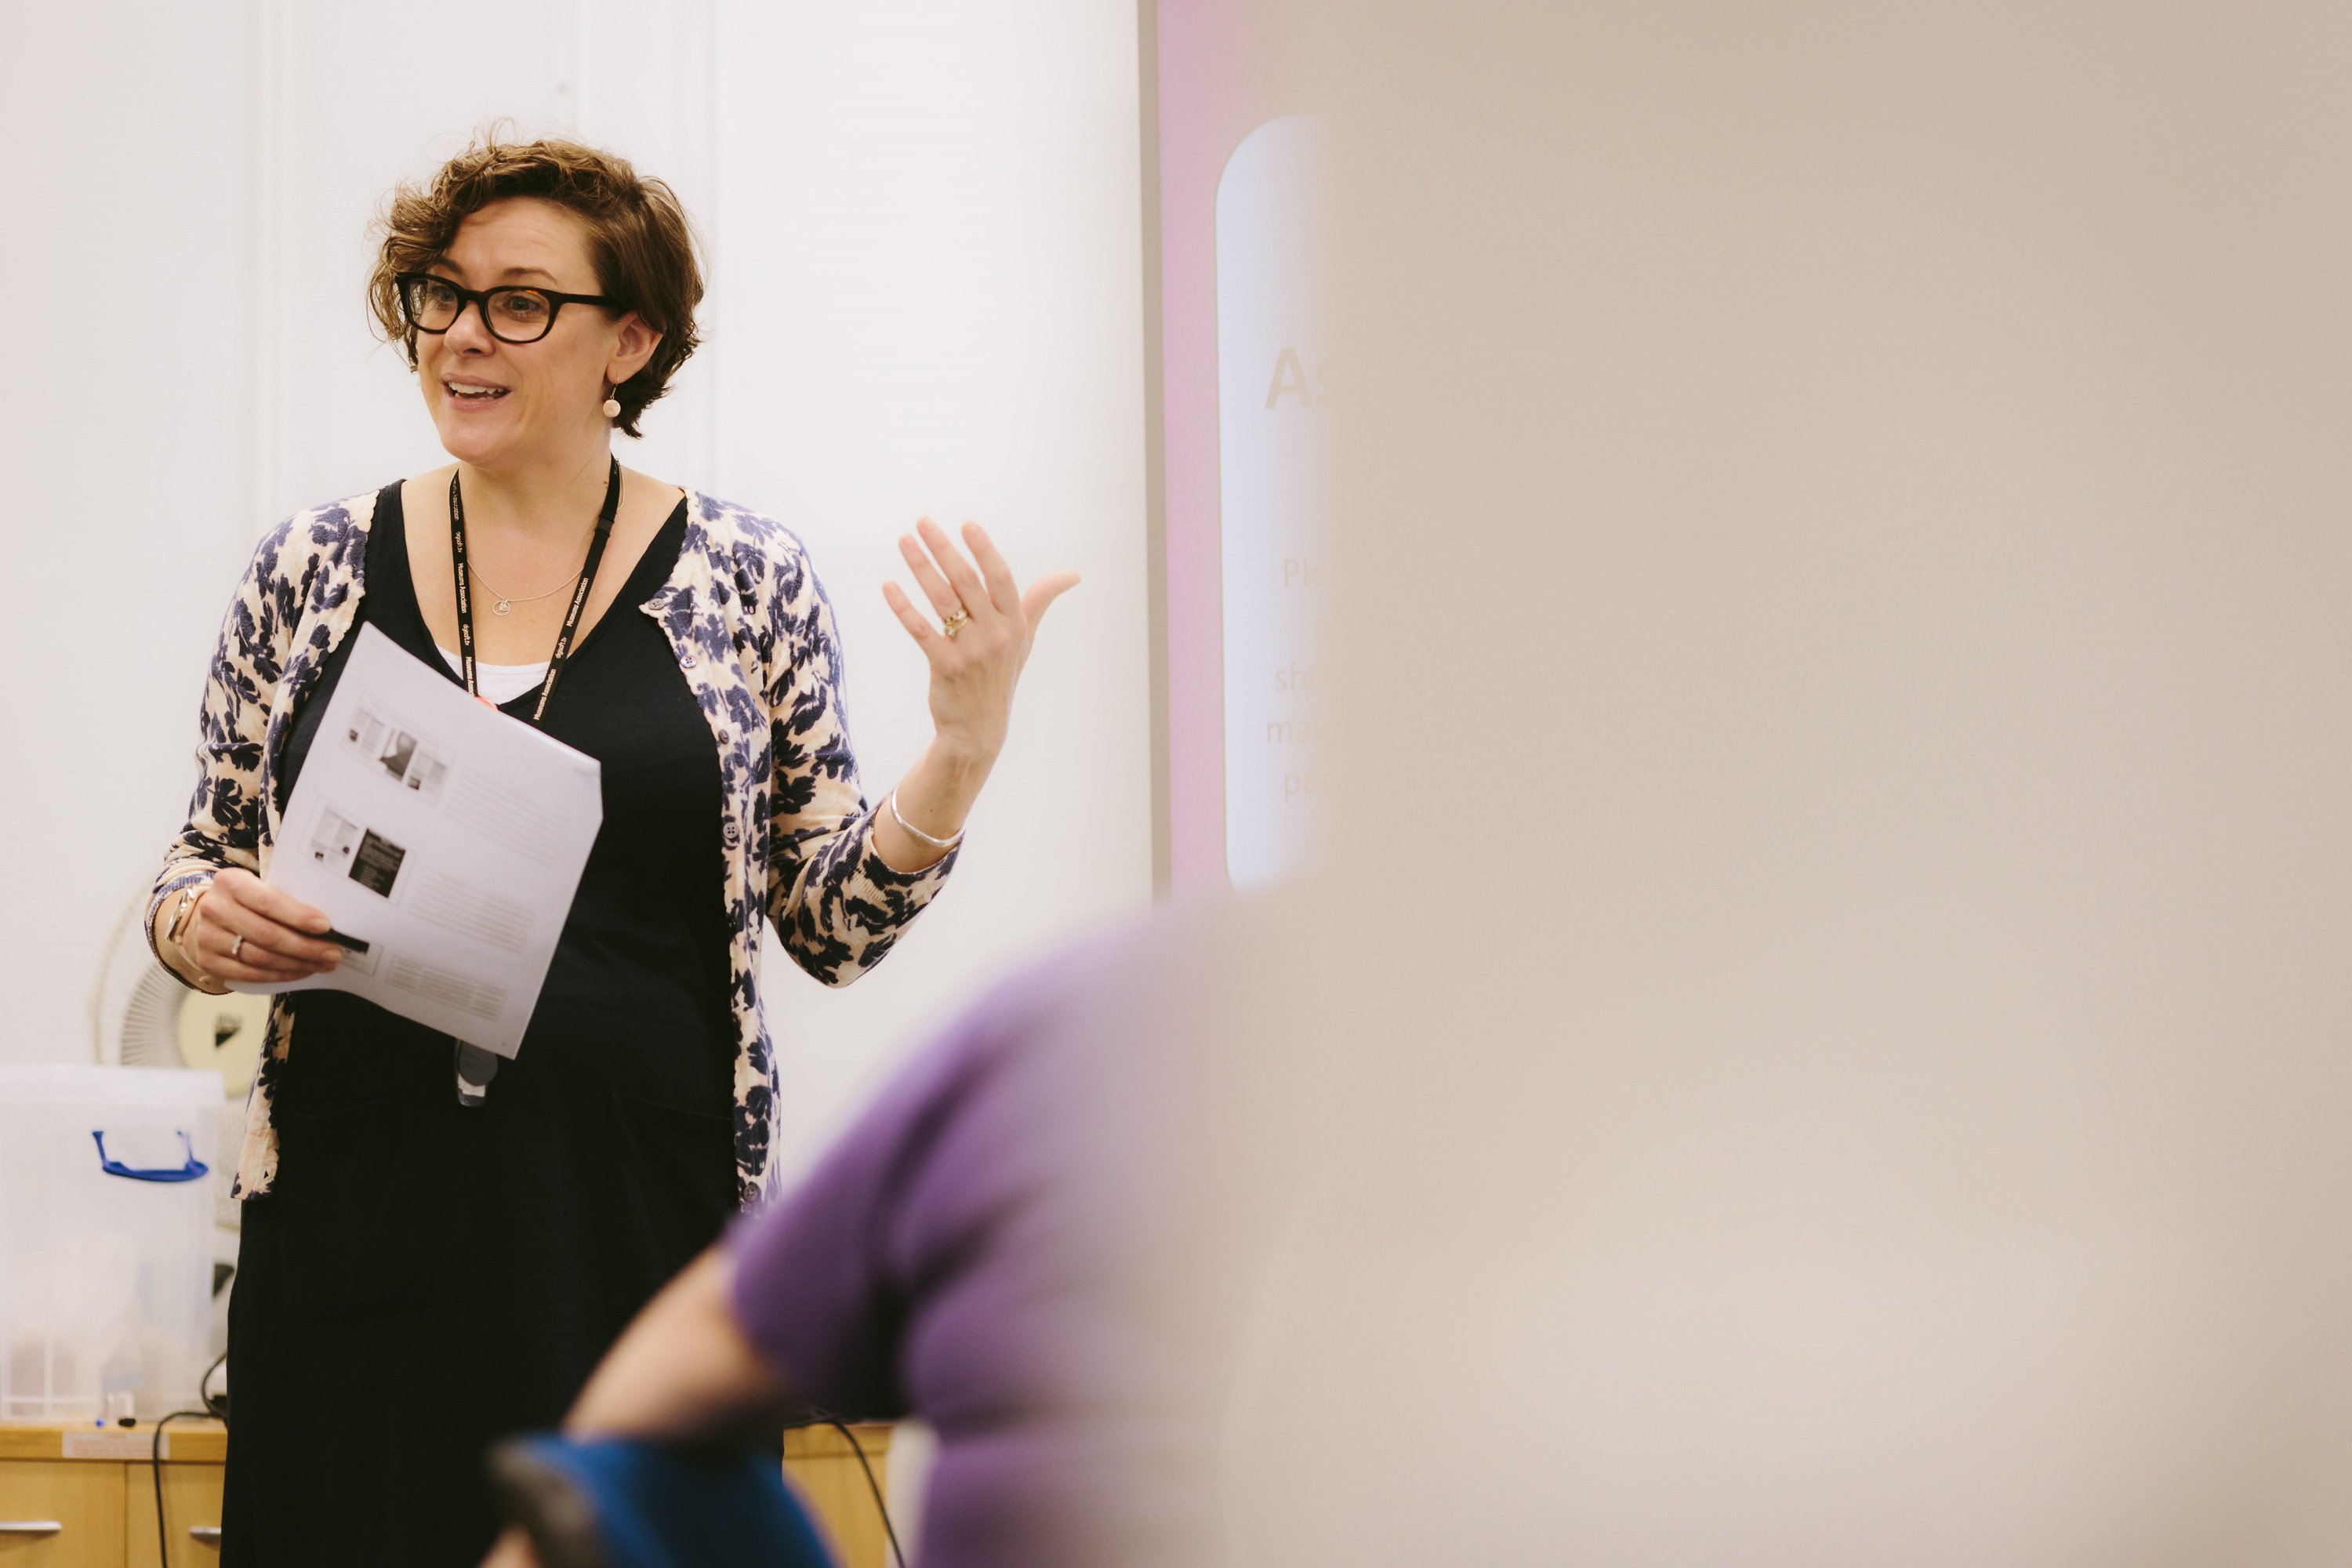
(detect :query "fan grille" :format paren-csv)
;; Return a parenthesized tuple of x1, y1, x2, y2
(118, 967, 187, 1069)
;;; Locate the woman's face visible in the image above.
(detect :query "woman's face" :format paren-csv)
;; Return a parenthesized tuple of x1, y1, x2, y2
(413, 196, 659, 470)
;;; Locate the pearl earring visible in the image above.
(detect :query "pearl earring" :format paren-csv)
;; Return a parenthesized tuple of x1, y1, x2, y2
(601, 390, 622, 419)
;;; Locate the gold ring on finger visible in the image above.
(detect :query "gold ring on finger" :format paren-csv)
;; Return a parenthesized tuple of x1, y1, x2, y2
(941, 609, 971, 639)
(230, 934, 245, 960)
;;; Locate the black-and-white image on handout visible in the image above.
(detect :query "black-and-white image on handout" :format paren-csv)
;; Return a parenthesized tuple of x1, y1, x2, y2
(343, 702, 452, 804)
(332, 935, 381, 977)
(308, 806, 362, 874)
(311, 807, 408, 898)
(348, 828, 408, 898)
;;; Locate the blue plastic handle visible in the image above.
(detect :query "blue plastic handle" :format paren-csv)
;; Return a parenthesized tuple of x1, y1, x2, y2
(91, 1130, 210, 1184)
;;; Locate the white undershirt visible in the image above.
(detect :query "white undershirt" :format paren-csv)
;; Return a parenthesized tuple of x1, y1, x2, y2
(437, 646, 550, 706)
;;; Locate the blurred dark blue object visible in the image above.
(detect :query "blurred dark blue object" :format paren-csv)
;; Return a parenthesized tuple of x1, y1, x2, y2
(487, 1435, 835, 1568)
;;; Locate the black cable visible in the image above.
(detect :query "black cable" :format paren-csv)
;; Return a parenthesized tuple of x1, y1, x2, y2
(149, 1348, 231, 1568)
(793, 1411, 906, 1568)
(823, 1417, 906, 1568)
(199, 1346, 230, 1422)
(151, 1408, 211, 1568)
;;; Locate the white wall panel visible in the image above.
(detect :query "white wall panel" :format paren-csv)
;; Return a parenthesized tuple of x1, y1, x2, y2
(0, 5, 259, 1063)
(713, 2, 1153, 1163)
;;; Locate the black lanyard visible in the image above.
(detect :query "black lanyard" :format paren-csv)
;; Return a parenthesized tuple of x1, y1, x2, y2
(448, 457, 622, 723)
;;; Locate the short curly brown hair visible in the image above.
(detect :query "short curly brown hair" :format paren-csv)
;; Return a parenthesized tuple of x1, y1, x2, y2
(367, 131, 703, 438)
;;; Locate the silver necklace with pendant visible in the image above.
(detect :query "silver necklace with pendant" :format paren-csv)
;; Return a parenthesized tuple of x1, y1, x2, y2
(467, 561, 579, 616)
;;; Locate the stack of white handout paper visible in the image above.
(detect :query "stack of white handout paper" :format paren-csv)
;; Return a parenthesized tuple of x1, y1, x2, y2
(239, 624, 604, 1058)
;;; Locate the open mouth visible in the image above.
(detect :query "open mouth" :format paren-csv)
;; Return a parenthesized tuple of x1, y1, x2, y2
(444, 380, 510, 404)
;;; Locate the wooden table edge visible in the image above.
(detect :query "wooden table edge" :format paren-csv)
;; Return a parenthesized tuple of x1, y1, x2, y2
(0, 1419, 229, 1464)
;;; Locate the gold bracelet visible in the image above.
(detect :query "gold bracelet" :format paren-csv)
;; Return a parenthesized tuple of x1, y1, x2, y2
(164, 880, 210, 951)
(162, 881, 227, 993)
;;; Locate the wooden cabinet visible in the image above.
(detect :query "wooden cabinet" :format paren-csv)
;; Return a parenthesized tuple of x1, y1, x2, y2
(121, 1463, 223, 1568)
(0, 1425, 221, 1568)
(0, 1422, 891, 1568)
(0, 1460, 126, 1566)
(782, 1424, 895, 1568)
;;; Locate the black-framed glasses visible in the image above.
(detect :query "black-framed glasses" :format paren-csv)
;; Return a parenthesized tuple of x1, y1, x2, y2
(394, 272, 616, 345)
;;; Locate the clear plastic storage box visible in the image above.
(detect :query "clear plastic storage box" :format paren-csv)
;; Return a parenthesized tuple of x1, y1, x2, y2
(0, 1065, 224, 1421)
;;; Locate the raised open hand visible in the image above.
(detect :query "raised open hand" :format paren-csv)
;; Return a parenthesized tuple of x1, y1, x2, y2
(881, 518, 1079, 763)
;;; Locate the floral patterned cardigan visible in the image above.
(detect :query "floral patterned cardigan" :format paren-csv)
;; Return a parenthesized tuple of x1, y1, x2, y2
(148, 488, 957, 1204)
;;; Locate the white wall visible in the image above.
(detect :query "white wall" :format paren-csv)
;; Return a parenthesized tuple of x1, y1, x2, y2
(712, 4, 1154, 1163)
(0, 5, 260, 1065)
(0, 1, 1153, 1171)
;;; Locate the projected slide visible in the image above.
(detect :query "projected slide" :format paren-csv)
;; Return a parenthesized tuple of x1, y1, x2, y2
(1149, 5, 1322, 891)
(1218, 114, 1326, 889)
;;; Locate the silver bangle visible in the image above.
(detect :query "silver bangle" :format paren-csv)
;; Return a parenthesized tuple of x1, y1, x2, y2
(887, 789, 965, 852)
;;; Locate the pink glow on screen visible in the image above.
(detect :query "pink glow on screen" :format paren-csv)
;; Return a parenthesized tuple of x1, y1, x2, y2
(1154, 3, 1314, 891)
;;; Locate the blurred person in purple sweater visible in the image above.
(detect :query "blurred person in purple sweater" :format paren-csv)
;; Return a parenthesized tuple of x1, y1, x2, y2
(484, 903, 1298, 1568)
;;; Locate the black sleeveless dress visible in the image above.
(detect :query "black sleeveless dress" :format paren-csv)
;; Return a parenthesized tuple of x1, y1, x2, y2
(220, 482, 739, 1566)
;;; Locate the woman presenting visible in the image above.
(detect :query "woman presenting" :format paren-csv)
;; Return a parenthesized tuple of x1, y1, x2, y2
(143, 134, 1074, 1567)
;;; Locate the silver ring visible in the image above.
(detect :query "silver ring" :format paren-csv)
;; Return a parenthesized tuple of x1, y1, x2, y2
(230, 934, 245, 960)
